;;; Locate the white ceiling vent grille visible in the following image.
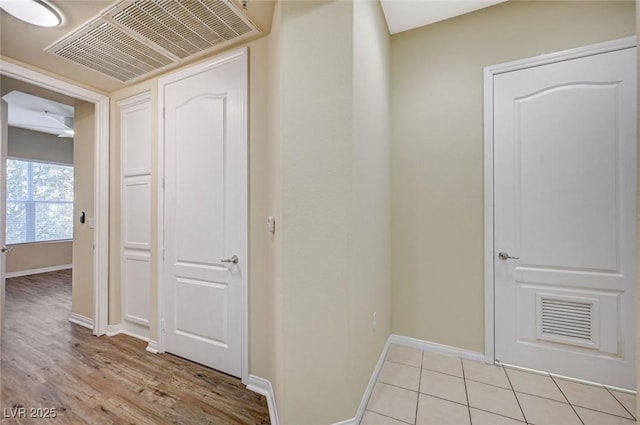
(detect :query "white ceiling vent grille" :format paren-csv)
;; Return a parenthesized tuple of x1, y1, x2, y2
(46, 0, 259, 82)
(537, 296, 598, 349)
(49, 20, 175, 82)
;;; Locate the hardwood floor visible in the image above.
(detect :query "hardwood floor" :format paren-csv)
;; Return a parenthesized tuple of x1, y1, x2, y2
(1, 270, 270, 424)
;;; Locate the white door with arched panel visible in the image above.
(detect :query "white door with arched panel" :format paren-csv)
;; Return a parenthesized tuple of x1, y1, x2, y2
(493, 45, 636, 389)
(160, 50, 247, 378)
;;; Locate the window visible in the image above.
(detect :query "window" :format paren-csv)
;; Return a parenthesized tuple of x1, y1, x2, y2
(6, 159, 74, 244)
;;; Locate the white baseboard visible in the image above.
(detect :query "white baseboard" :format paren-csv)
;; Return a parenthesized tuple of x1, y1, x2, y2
(146, 340, 159, 354)
(388, 334, 485, 362)
(106, 324, 122, 336)
(6, 264, 72, 278)
(349, 336, 393, 425)
(349, 334, 486, 424)
(332, 419, 356, 425)
(68, 313, 93, 330)
(246, 375, 279, 425)
(107, 323, 152, 344)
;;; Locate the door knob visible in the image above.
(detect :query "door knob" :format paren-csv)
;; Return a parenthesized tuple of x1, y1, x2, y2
(1, 246, 12, 253)
(221, 255, 238, 265)
(498, 252, 519, 260)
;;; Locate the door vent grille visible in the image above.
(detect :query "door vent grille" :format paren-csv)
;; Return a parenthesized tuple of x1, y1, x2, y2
(540, 298, 593, 342)
(46, 0, 259, 82)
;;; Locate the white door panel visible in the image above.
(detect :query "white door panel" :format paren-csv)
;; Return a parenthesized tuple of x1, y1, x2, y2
(162, 52, 246, 377)
(494, 47, 636, 388)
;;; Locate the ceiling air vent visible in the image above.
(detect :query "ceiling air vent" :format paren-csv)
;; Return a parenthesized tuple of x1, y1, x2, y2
(46, 0, 260, 83)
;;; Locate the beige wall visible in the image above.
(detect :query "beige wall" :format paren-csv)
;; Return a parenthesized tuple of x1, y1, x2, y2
(8, 126, 73, 165)
(108, 3, 390, 423)
(390, 0, 636, 352)
(275, 1, 391, 422)
(636, 0, 639, 416)
(350, 0, 392, 413)
(72, 101, 94, 319)
(6, 241, 72, 274)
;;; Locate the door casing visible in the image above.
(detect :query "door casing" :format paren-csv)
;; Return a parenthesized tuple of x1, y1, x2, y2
(483, 36, 637, 366)
(156, 48, 249, 383)
(0, 60, 110, 336)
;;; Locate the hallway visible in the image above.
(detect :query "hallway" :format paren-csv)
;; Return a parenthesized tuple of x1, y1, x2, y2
(0, 270, 269, 424)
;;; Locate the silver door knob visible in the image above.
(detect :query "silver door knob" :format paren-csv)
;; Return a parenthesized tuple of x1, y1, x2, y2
(498, 252, 519, 260)
(1, 246, 12, 253)
(221, 255, 238, 265)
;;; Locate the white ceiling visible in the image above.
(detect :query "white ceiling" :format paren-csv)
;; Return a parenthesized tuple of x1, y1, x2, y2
(380, 0, 508, 34)
(2, 90, 74, 137)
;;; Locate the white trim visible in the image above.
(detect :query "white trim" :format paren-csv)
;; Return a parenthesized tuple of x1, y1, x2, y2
(156, 48, 249, 382)
(0, 58, 110, 337)
(389, 334, 485, 362)
(146, 340, 159, 354)
(332, 419, 356, 425)
(68, 313, 93, 329)
(350, 335, 485, 424)
(246, 375, 279, 425)
(156, 72, 165, 354)
(482, 36, 637, 366)
(5, 264, 72, 278)
(351, 337, 392, 425)
(108, 322, 150, 342)
(106, 324, 123, 337)
(116, 91, 151, 110)
(501, 361, 637, 395)
(240, 46, 250, 387)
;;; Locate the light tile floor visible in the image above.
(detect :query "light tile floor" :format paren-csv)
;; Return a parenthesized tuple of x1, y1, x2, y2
(360, 344, 637, 425)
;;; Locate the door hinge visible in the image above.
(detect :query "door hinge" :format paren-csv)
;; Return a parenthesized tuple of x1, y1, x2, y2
(162, 247, 165, 261)
(162, 178, 165, 190)
(161, 318, 165, 331)
(162, 107, 165, 119)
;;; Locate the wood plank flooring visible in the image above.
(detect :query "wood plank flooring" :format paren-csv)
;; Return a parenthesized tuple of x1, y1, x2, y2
(1, 270, 270, 424)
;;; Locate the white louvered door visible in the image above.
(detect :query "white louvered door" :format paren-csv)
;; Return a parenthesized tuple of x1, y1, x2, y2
(493, 46, 636, 389)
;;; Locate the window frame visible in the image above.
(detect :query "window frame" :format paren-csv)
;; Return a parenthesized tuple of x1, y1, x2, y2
(5, 157, 74, 245)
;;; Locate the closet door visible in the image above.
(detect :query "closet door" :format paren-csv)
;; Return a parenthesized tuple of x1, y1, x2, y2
(119, 92, 151, 340)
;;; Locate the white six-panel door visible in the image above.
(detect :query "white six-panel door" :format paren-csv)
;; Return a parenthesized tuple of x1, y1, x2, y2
(160, 51, 246, 377)
(493, 46, 636, 389)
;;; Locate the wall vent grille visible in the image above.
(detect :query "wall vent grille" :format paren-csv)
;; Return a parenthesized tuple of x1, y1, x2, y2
(46, 0, 259, 82)
(540, 298, 593, 342)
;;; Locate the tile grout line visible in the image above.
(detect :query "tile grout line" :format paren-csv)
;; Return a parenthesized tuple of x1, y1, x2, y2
(604, 386, 637, 421)
(504, 365, 528, 424)
(377, 381, 420, 394)
(413, 351, 424, 424)
(363, 410, 414, 425)
(512, 389, 572, 405)
(550, 374, 585, 425)
(385, 358, 424, 370)
(461, 359, 472, 425)
(470, 406, 528, 424)
(570, 401, 638, 421)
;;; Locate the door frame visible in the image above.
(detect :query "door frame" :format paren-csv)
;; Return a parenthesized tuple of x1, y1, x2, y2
(0, 59, 110, 336)
(156, 48, 249, 383)
(483, 36, 637, 364)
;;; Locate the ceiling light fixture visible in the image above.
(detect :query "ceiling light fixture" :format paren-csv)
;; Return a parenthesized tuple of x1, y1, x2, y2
(0, 0, 62, 27)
